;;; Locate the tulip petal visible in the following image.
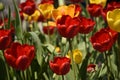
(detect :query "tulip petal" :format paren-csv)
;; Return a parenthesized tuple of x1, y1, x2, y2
(16, 55, 29, 70)
(60, 62, 70, 75)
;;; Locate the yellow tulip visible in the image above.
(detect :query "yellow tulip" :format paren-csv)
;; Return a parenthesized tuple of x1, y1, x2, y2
(107, 9, 120, 32)
(89, 0, 107, 8)
(67, 49, 82, 64)
(52, 4, 80, 20)
(23, 10, 41, 22)
(38, 3, 54, 20)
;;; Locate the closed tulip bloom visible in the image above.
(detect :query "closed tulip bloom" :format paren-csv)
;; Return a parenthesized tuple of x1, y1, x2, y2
(79, 17, 95, 34)
(87, 64, 96, 73)
(87, 4, 102, 17)
(107, 9, 120, 32)
(90, 27, 118, 52)
(73, 49, 82, 64)
(57, 15, 80, 38)
(49, 57, 71, 75)
(0, 29, 12, 50)
(67, 49, 82, 64)
(4, 42, 35, 70)
(20, 0, 36, 15)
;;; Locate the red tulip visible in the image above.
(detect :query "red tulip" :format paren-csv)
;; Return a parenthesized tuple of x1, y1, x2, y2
(90, 27, 118, 52)
(74, 4, 82, 16)
(87, 64, 96, 73)
(49, 57, 71, 75)
(20, 0, 36, 15)
(79, 17, 95, 34)
(43, 26, 55, 35)
(4, 42, 35, 70)
(57, 15, 80, 38)
(107, 1, 120, 10)
(0, 29, 12, 50)
(101, 1, 120, 21)
(87, 4, 102, 17)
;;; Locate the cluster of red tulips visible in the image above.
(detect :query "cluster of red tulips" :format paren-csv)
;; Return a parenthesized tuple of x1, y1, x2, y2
(0, 0, 120, 80)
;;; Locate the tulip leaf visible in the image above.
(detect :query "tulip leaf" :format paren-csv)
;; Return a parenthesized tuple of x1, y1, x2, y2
(44, 44, 55, 54)
(65, 69, 74, 80)
(26, 32, 43, 66)
(98, 63, 107, 78)
(79, 53, 89, 80)
(8, 6, 11, 29)
(0, 53, 10, 80)
(12, 0, 23, 42)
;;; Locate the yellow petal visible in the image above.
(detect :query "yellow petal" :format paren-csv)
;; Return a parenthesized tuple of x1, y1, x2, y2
(107, 9, 120, 32)
(31, 10, 41, 21)
(38, 3, 54, 19)
(113, 20, 120, 32)
(73, 49, 82, 64)
(52, 9, 62, 20)
(48, 21, 56, 26)
(89, 0, 107, 8)
(67, 4, 75, 18)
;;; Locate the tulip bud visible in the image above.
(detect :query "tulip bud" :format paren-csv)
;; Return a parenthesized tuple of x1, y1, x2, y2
(67, 49, 82, 64)
(0, 2, 4, 11)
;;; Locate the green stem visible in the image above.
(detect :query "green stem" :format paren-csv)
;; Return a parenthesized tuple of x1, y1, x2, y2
(104, 52, 110, 80)
(117, 33, 120, 79)
(68, 39, 76, 80)
(62, 75, 64, 80)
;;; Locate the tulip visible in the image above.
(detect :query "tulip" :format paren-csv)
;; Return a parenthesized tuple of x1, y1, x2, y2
(57, 15, 80, 38)
(90, 27, 118, 52)
(52, 4, 81, 20)
(67, 49, 82, 64)
(38, 3, 54, 20)
(107, 1, 120, 10)
(87, 64, 96, 73)
(49, 57, 71, 75)
(79, 17, 95, 34)
(107, 9, 120, 32)
(20, 0, 36, 15)
(43, 26, 55, 35)
(101, 1, 120, 21)
(87, 4, 102, 17)
(0, 29, 12, 50)
(4, 42, 35, 70)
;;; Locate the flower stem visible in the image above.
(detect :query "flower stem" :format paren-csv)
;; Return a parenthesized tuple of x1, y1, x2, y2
(68, 39, 76, 80)
(62, 75, 64, 80)
(104, 52, 110, 80)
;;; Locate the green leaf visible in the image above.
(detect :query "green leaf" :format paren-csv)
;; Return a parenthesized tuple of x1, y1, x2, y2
(7, 6, 11, 29)
(98, 63, 107, 78)
(26, 32, 43, 66)
(0, 55, 10, 80)
(12, 0, 23, 42)
(79, 53, 89, 80)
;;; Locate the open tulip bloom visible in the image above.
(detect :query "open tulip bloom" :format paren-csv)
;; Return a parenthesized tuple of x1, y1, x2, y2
(0, 0, 120, 80)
